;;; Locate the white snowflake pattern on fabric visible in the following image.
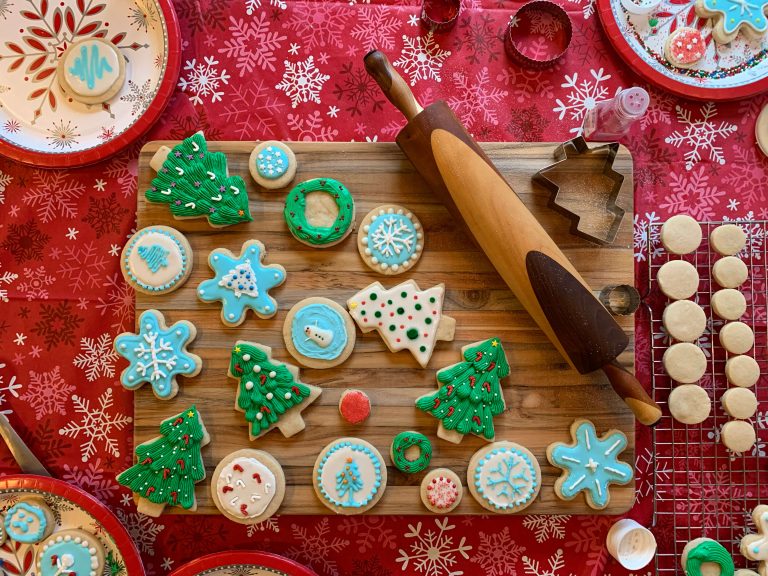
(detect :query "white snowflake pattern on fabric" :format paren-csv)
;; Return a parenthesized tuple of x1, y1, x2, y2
(222, 80, 285, 139)
(218, 14, 286, 76)
(567, 0, 596, 18)
(522, 515, 571, 543)
(522, 549, 575, 575)
(553, 68, 619, 135)
(351, 6, 400, 51)
(396, 518, 472, 575)
(530, 9, 565, 38)
(23, 170, 85, 224)
(178, 56, 231, 105)
(285, 518, 349, 575)
(0, 170, 12, 204)
(633, 212, 661, 262)
(17, 266, 54, 300)
(21, 365, 73, 420)
(448, 67, 508, 128)
(287, 111, 340, 141)
(0, 267, 18, 304)
(0, 362, 22, 415)
(635, 447, 669, 503)
(61, 458, 118, 502)
(276, 56, 330, 108)
(56, 241, 109, 291)
(58, 388, 133, 462)
(247, 517, 280, 536)
(393, 32, 451, 86)
(660, 166, 725, 220)
(470, 527, 526, 576)
(116, 509, 165, 556)
(245, 0, 286, 14)
(497, 68, 554, 103)
(73, 333, 118, 382)
(665, 102, 737, 170)
(723, 212, 765, 257)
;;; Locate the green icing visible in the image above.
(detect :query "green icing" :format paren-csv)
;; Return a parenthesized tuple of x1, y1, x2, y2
(284, 178, 354, 245)
(685, 540, 734, 576)
(391, 431, 432, 473)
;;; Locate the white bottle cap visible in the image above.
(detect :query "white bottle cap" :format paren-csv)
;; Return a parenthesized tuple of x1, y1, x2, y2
(606, 519, 657, 570)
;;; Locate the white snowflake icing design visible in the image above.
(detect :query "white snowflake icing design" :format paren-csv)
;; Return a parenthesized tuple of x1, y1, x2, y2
(116, 509, 165, 556)
(397, 518, 472, 575)
(219, 14, 286, 76)
(275, 56, 330, 108)
(0, 170, 12, 204)
(522, 515, 571, 543)
(73, 333, 118, 382)
(393, 32, 451, 86)
(17, 265, 54, 300)
(370, 216, 416, 259)
(665, 102, 737, 170)
(178, 56, 231, 105)
(448, 67, 509, 128)
(20, 366, 72, 420)
(58, 388, 133, 462)
(0, 362, 22, 415)
(553, 68, 619, 135)
(245, 0, 286, 14)
(633, 212, 661, 262)
(522, 548, 575, 575)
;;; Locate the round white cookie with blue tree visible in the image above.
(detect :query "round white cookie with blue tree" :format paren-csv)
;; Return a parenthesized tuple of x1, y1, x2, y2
(37, 529, 105, 576)
(467, 441, 541, 513)
(358, 205, 424, 276)
(114, 309, 202, 400)
(121, 225, 193, 295)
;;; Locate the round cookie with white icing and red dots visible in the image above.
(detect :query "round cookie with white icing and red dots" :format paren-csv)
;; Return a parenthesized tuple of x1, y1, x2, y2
(211, 449, 285, 525)
(664, 27, 705, 68)
(421, 468, 463, 513)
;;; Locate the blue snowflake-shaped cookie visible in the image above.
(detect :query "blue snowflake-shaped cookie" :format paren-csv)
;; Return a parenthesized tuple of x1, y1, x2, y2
(197, 240, 286, 326)
(547, 419, 633, 510)
(115, 310, 201, 400)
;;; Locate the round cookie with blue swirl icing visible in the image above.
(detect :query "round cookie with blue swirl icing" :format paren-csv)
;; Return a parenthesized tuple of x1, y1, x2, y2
(37, 529, 105, 576)
(358, 205, 424, 276)
(283, 297, 356, 369)
(57, 38, 125, 105)
(249, 141, 297, 190)
(121, 226, 193, 295)
(5, 498, 54, 544)
(313, 437, 387, 515)
(468, 441, 541, 513)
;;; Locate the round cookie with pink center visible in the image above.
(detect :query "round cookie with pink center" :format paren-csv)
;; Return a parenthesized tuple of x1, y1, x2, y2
(421, 468, 463, 513)
(664, 27, 705, 68)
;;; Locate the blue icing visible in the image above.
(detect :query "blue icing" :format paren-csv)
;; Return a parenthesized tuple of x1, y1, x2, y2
(317, 441, 382, 508)
(5, 502, 47, 543)
(702, 0, 768, 33)
(255, 145, 290, 180)
(197, 242, 285, 324)
(549, 420, 633, 509)
(68, 43, 113, 90)
(291, 303, 348, 361)
(124, 227, 188, 292)
(39, 535, 99, 576)
(366, 212, 420, 267)
(137, 244, 169, 273)
(115, 310, 199, 399)
(474, 447, 538, 510)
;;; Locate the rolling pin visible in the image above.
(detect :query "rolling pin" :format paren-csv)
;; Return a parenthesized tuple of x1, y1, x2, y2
(364, 50, 662, 426)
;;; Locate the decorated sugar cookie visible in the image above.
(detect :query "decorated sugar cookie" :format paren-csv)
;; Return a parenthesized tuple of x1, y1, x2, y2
(741, 505, 768, 574)
(58, 38, 125, 104)
(339, 389, 371, 424)
(198, 240, 286, 326)
(283, 297, 356, 369)
(313, 438, 387, 515)
(117, 406, 210, 517)
(4, 499, 54, 544)
(468, 441, 541, 513)
(358, 205, 424, 275)
(420, 468, 463, 513)
(695, 0, 768, 43)
(284, 178, 355, 247)
(682, 538, 735, 576)
(249, 141, 297, 190)
(347, 280, 456, 368)
(547, 419, 633, 510)
(37, 529, 105, 576)
(229, 341, 322, 440)
(121, 226, 193, 295)
(115, 309, 202, 400)
(416, 338, 508, 444)
(211, 449, 285, 525)
(664, 27, 705, 68)
(146, 132, 252, 228)
(390, 431, 432, 474)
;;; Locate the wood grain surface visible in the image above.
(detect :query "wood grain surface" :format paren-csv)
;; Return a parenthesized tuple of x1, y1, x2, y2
(134, 141, 635, 516)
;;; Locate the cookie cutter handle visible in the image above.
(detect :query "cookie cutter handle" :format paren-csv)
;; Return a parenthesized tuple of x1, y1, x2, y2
(602, 360, 662, 426)
(0, 413, 51, 477)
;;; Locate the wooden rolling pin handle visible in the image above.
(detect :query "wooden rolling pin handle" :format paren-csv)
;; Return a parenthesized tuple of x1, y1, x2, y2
(363, 50, 423, 121)
(602, 360, 662, 426)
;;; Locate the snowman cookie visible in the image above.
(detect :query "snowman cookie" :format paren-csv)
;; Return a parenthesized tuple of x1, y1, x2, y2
(5, 498, 54, 544)
(37, 529, 105, 576)
(283, 297, 356, 369)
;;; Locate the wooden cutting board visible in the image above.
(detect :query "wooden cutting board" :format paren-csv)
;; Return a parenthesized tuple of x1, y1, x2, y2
(134, 141, 635, 515)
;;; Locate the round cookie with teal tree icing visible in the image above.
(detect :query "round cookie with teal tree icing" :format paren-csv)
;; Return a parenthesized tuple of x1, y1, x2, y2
(283, 297, 356, 369)
(37, 529, 105, 576)
(547, 419, 633, 510)
(197, 240, 286, 326)
(4, 498, 54, 544)
(467, 441, 541, 513)
(358, 205, 424, 276)
(249, 141, 297, 190)
(121, 225, 193, 295)
(313, 438, 387, 515)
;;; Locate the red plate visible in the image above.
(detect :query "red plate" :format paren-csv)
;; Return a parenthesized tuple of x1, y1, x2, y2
(170, 551, 318, 576)
(0, 474, 144, 575)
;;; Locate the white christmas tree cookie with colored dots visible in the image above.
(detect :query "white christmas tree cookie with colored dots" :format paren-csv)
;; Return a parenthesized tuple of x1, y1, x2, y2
(346, 280, 455, 368)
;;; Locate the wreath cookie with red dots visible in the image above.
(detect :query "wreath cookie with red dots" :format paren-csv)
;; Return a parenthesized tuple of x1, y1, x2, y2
(284, 178, 355, 248)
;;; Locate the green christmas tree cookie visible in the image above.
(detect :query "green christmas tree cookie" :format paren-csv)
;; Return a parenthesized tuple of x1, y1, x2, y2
(229, 341, 322, 440)
(146, 132, 252, 227)
(117, 405, 210, 517)
(416, 338, 509, 444)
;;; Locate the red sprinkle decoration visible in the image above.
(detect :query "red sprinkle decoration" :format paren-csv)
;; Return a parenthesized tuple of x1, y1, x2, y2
(233, 463, 244, 473)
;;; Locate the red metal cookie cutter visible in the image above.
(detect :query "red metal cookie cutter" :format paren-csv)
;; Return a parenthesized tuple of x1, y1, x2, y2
(505, 0, 573, 68)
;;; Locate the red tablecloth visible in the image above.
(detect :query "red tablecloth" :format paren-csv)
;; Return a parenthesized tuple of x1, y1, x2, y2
(1, 1, 765, 574)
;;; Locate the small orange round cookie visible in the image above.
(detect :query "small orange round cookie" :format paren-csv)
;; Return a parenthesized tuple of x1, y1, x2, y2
(421, 468, 463, 513)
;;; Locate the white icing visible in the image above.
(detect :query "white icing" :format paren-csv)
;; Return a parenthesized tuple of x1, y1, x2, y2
(216, 457, 276, 519)
(63, 39, 121, 97)
(218, 262, 260, 298)
(320, 445, 379, 505)
(304, 324, 334, 348)
(127, 232, 185, 288)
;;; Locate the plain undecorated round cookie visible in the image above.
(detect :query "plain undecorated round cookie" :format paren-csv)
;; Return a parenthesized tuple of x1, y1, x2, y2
(668, 384, 711, 424)
(710, 224, 747, 256)
(711, 289, 747, 320)
(712, 256, 748, 288)
(726, 355, 760, 388)
(661, 215, 702, 254)
(719, 321, 754, 354)
(663, 342, 707, 383)
(663, 300, 706, 342)
(721, 420, 756, 453)
(721, 387, 758, 419)
(657, 260, 699, 300)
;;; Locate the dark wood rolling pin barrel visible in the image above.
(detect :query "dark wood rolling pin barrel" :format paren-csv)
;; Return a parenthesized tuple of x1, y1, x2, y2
(364, 50, 662, 426)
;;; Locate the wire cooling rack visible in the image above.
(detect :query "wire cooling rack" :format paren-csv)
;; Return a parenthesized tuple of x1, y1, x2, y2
(646, 220, 768, 575)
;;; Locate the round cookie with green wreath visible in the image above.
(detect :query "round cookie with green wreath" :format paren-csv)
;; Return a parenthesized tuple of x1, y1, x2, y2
(681, 538, 734, 576)
(249, 141, 297, 190)
(283, 297, 356, 369)
(284, 178, 355, 248)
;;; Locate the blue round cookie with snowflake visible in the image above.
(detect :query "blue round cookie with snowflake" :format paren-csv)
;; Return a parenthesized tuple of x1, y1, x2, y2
(249, 141, 297, 190)
(358, 205, 424, 275)
(468, 441, 541, 513)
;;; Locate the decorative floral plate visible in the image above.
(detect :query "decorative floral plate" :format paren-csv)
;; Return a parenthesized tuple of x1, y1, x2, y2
(0, 475, 144, 575)
(597, 0, 768, 100)
(169, 551, 318, 576)
(0, 0, 181, 167)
